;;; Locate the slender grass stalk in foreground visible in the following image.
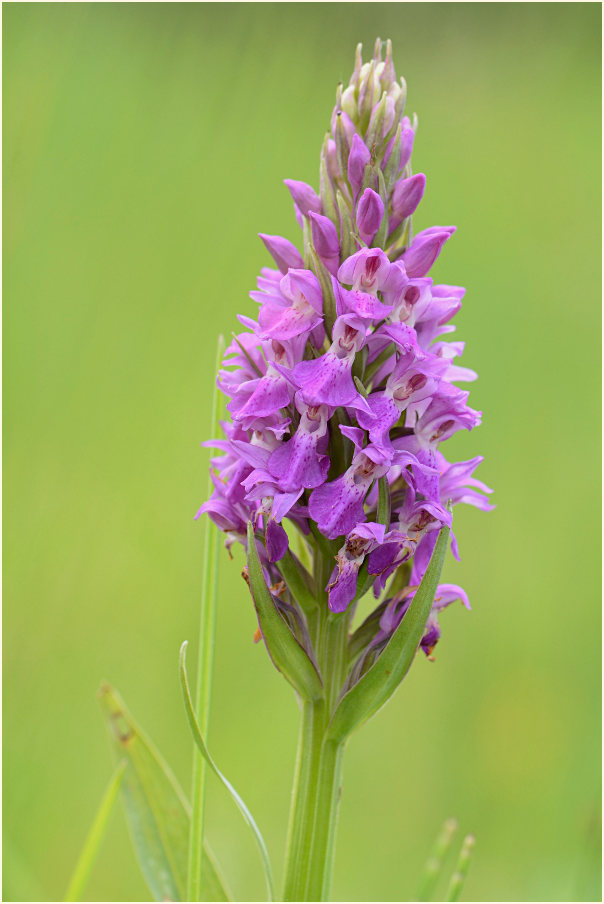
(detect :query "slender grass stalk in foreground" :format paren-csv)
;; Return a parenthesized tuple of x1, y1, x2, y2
(416, 817, 458, 902)
(446, 834, 476, 902)
(180, 642, 275, 901)
(64, 761, 125, 902)
(187, 335, 225, 903)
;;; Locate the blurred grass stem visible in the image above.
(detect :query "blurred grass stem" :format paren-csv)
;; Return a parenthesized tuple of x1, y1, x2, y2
(446, 834, 476, 902)
(187, 336, 225, 902)
(416, 817, 458, 901)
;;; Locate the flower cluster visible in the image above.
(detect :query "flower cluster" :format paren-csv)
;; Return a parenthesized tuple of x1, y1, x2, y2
(198, 40, 492, 662)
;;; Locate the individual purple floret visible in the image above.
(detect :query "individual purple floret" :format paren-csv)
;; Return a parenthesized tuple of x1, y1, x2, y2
(199, 38, 492, 674)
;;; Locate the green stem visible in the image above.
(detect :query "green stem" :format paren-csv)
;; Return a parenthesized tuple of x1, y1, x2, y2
(282, 702, 313, 899)
(187, 337, 224, 902)
(303, 611, 348, 901)
(282, 700, 326, 901)
(304, 738, 345, 902)
(282, 584, 350, 902)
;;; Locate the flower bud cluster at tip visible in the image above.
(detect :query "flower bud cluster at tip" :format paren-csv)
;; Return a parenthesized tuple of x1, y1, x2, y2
(198, 39, 493, 663)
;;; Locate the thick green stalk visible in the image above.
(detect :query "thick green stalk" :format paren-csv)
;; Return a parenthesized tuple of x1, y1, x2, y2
(282, 701, 314, 899)
(302, 611, 348, 901)
(283, 571, 350, 902)
(304, 738, 345, 902)
(282, 700, 326, 901)
(187, 337, 224, 902)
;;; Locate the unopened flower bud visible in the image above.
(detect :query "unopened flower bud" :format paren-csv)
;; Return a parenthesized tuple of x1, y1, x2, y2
(348, 134, 371, 198)
(390, 173, 426, 232)
(356, 188, 384, 246)
(341, 84, 357, 120)
(400, 119, 415, 170)
(334, 111, 356, 179)
(358, 60, 378, 131)
(380, 39, 396, 92)
(331, 107, 356, 146)
(325, 137, 340, 182)
(366, 93, 395, 148)
(309, 211, 340, 275)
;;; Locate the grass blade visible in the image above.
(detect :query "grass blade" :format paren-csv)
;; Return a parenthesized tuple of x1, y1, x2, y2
(180, 642, 275, 901)
(64, 761, 126, 902)
(99, 683, 230, 902)
(446, 834, 476, 902)
(416, 817, 458, 902)
(188, 334, 225, 902)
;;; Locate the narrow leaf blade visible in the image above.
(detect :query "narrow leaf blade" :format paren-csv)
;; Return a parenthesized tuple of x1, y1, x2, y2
(189, 333, 226, 902)
(275, 549, 318, 617)
(180, 643, 275, 902)
(64, 761, 126, 902)
(99, 683, 230, 902)
(446, 834, 476, 902)
(377, 476, 391, 527)
(246, 522, 323, 701)
(328, 522, 450, 741)
(416, 817, 458, 902)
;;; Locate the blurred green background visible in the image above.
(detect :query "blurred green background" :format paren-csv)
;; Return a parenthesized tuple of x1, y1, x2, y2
(3, 3, 601, 902)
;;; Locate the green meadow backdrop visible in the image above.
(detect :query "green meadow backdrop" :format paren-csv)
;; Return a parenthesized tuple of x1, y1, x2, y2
(3, 4, 601, 901)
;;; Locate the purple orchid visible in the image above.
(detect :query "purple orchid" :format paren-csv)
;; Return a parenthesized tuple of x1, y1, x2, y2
(327, 523, 386, 612)
(199, 37, 492, 688)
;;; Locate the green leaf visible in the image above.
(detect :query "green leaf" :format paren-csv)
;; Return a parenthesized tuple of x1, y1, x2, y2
(377, 476, 391, 528)
(364, 91, 388, 153)
(334, 112, 351, 188)
(99, 683, 230, 902)
(382, 123, 402, 193)
(385, 558, 412, 599)
(275, 548, 318, 617)
(353, 376, 368, 398)
(179, 643, 275, 902)
(64, 761, 126, 901)
(327, 521, 450, 742)
(386, 215, 411, 256)
(347, 600, 388, 661)
(363, 345, 395, 385)
(246, 522, 324, 702)
(372, 168, 389, 249)
(231, 332, 262, 377)
(336, 190, 356, 260)
(308, 517, 339, 562)
(307, 244, 336, 336)
(358, 59, 377, 133)
(416, 817, 458, 902)
(319, 134, 338, 226)
(446, 834, 476, 902)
